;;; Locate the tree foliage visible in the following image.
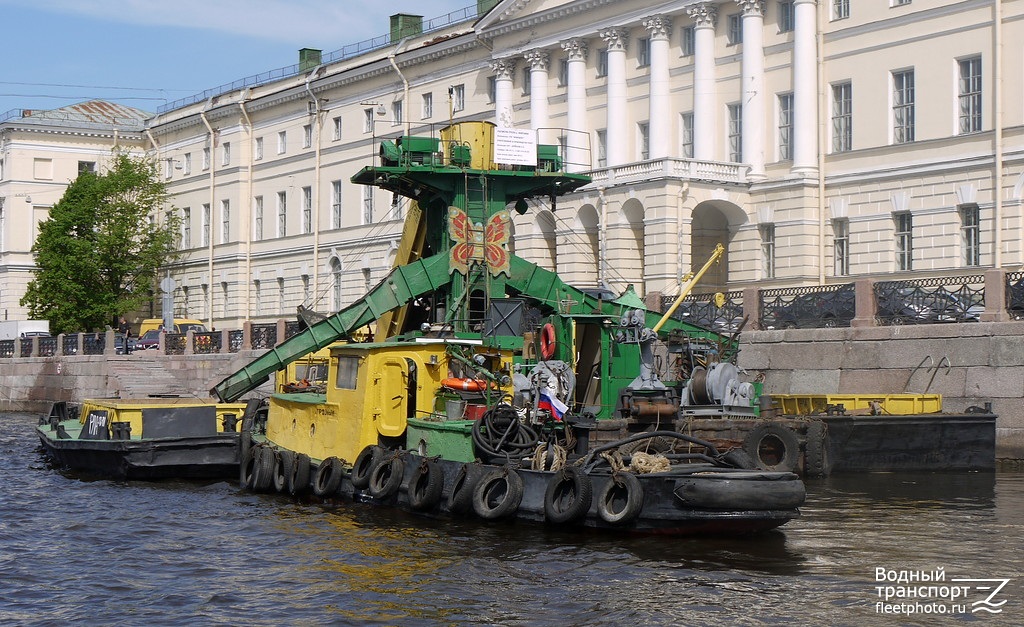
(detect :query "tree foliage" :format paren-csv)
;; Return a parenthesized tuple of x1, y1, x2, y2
(20, 152, 180, 334)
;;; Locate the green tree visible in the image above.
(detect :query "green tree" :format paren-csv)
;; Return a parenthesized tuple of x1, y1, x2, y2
(20, 152, 180, 334)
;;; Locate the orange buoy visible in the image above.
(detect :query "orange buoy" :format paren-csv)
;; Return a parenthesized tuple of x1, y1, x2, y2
(442, 377, 489, 391)
(540, 323, 557, 360)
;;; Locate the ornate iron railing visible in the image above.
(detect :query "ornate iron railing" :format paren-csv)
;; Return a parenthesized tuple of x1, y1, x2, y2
(662, 291, 745, 333)
(251, 324, 277, 349)
(0, 340, 13, 358)
(874, 276, 984, 325)
(165, 333, 186, 355)
(229, 330, 244, 352)
(760, 284, 856, 330)
(193, 332, 222, 354)
(1006, 271, 1024, 320)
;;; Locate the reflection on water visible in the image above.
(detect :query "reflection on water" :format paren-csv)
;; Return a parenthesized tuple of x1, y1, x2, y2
(5, 412, 1023, 626)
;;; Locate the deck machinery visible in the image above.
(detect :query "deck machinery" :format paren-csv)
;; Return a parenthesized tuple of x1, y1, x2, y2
(211, 121, 736, 434)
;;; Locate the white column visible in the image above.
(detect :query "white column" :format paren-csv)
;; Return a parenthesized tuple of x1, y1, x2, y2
(688, 4, 717, 161)
(490, 59, 516, 127)
(561, 38, 588, 171)
(644, 15, 672, 160)
(600, 27, 628, 167)
(524, 50, 550, 131)
(737, 0, 766, 180)
(792, 0, 818, 174)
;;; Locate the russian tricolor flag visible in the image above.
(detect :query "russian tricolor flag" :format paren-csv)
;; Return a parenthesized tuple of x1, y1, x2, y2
(538, 389, 568, 421)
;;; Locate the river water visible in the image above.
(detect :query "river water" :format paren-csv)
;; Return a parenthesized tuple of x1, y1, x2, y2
(2, 412, 1021, 626)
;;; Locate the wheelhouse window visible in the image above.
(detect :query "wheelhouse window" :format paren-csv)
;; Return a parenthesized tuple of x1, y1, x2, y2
(335, 356, 360, 390)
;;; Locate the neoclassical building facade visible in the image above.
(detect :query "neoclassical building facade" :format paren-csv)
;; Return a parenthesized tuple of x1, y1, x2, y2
(2, 0, 1021, 329)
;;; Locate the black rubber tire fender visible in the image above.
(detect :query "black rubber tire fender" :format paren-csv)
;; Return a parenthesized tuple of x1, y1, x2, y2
(313, 456, 345, 497)
(472, 467, 524, 520)
(408, 460, 444, 511)
(273, 449, 293, 493)
(544, 465, 593, 524)
(447, 463, 482, 514)
(595, 471, 644, 525)
(239, 445, 259, 490)
(252, 446, 275, 492)
(804, 421, 830, 478)
(351, 445, 384, 490)
(369, 455, 405, 499)
(288, 453, 312, 495)
(743, 423, 801, 472)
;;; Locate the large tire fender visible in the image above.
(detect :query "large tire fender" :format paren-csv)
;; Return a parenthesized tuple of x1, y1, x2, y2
(408, 460, 444, 511)
(544, 465, 593, 524)
(351, 445, 384, 490)
(313, 456, 345, 497)
(743, 423, 800, 472)
(472, 467, 524, 520)
(595, 471, 644, 525)
(369, 456, 405, 499)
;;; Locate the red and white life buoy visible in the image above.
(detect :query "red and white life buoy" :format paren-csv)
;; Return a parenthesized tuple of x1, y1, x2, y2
(442, 377, 489, 391)
(540, 323, 557, 360)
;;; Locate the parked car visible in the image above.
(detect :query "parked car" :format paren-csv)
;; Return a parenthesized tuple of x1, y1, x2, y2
(768, 286, 856, 329)
(134, 329, 162, 350)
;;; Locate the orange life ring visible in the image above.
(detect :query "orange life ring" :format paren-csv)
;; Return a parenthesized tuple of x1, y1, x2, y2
(442, 377, 489, 391)
(540, 323, 557, 360)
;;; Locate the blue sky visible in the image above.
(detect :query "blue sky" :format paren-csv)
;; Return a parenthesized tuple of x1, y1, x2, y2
(0, 0, 473, 116)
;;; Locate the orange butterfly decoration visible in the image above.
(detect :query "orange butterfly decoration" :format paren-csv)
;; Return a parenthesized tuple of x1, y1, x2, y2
(448, 207, 511, 277)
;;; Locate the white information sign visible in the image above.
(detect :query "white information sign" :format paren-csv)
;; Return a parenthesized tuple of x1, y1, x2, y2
(494, 127, 537, 167)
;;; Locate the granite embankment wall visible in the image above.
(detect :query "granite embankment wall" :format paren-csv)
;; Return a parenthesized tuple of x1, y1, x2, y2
(739, 321, 1024, 460)
(3, 323, 1022, 459)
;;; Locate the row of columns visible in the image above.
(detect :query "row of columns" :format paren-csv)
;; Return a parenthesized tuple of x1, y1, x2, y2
(489, 0, 819, 177)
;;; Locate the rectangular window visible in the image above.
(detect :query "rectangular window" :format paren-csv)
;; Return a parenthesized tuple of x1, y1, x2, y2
(961, 204, 980, 267)
(558, 58, 568, 87)
(331, 180, 342, 228)
(201, 203, 210, 246)
(958, 57, 982, 134)
(596, 129, 607, 168)
(597, 49, 608, 78)
(422, 93, 433, 119)
(778, 93, 793, 161)
(779, 1, 795, 32)
(164, 158, 172, 179)
(221, 142, 231, 166)
(892, 0, 911, 6)
(254, 196, 263, 241)
(363, 108, 374, 133)
(78, 160, 97, 174)
(728, 103, 743, 162)
(728, 14, 743, 45)
(183, 153, 192, 175)
(277, 191, 287, 237)
(332, 116, 343, 141)
(302, 186, 312, 234)
(254, 137, 263, 161)
(832, 82, 853, 153)
(278, 278, 285, 315)
(181, 207, 191, 248)
(638, 122, 650, 161)
(680, 25, 695, 57)
(362, 186, 373, 225)
(277, 130, 287, 154)
(452, 84, 465, 112)
(681, 112, 694, 158)
(391, 194, 403, 220)
(487, 76, 497, 104)
(833, 0, 849, 20)
(895, 212, 913, 271)
(638, 37, 651, 68)
(892, 69, 915, 144)
(833, 219, 850, 276)
(220, 199, 230, 244)
(303, 124, 312, 148)
(522, 66, 531, 96)
(761, 224, 776, 279)
(335, 356, 360, 389)
(202, 146, 210, 170)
